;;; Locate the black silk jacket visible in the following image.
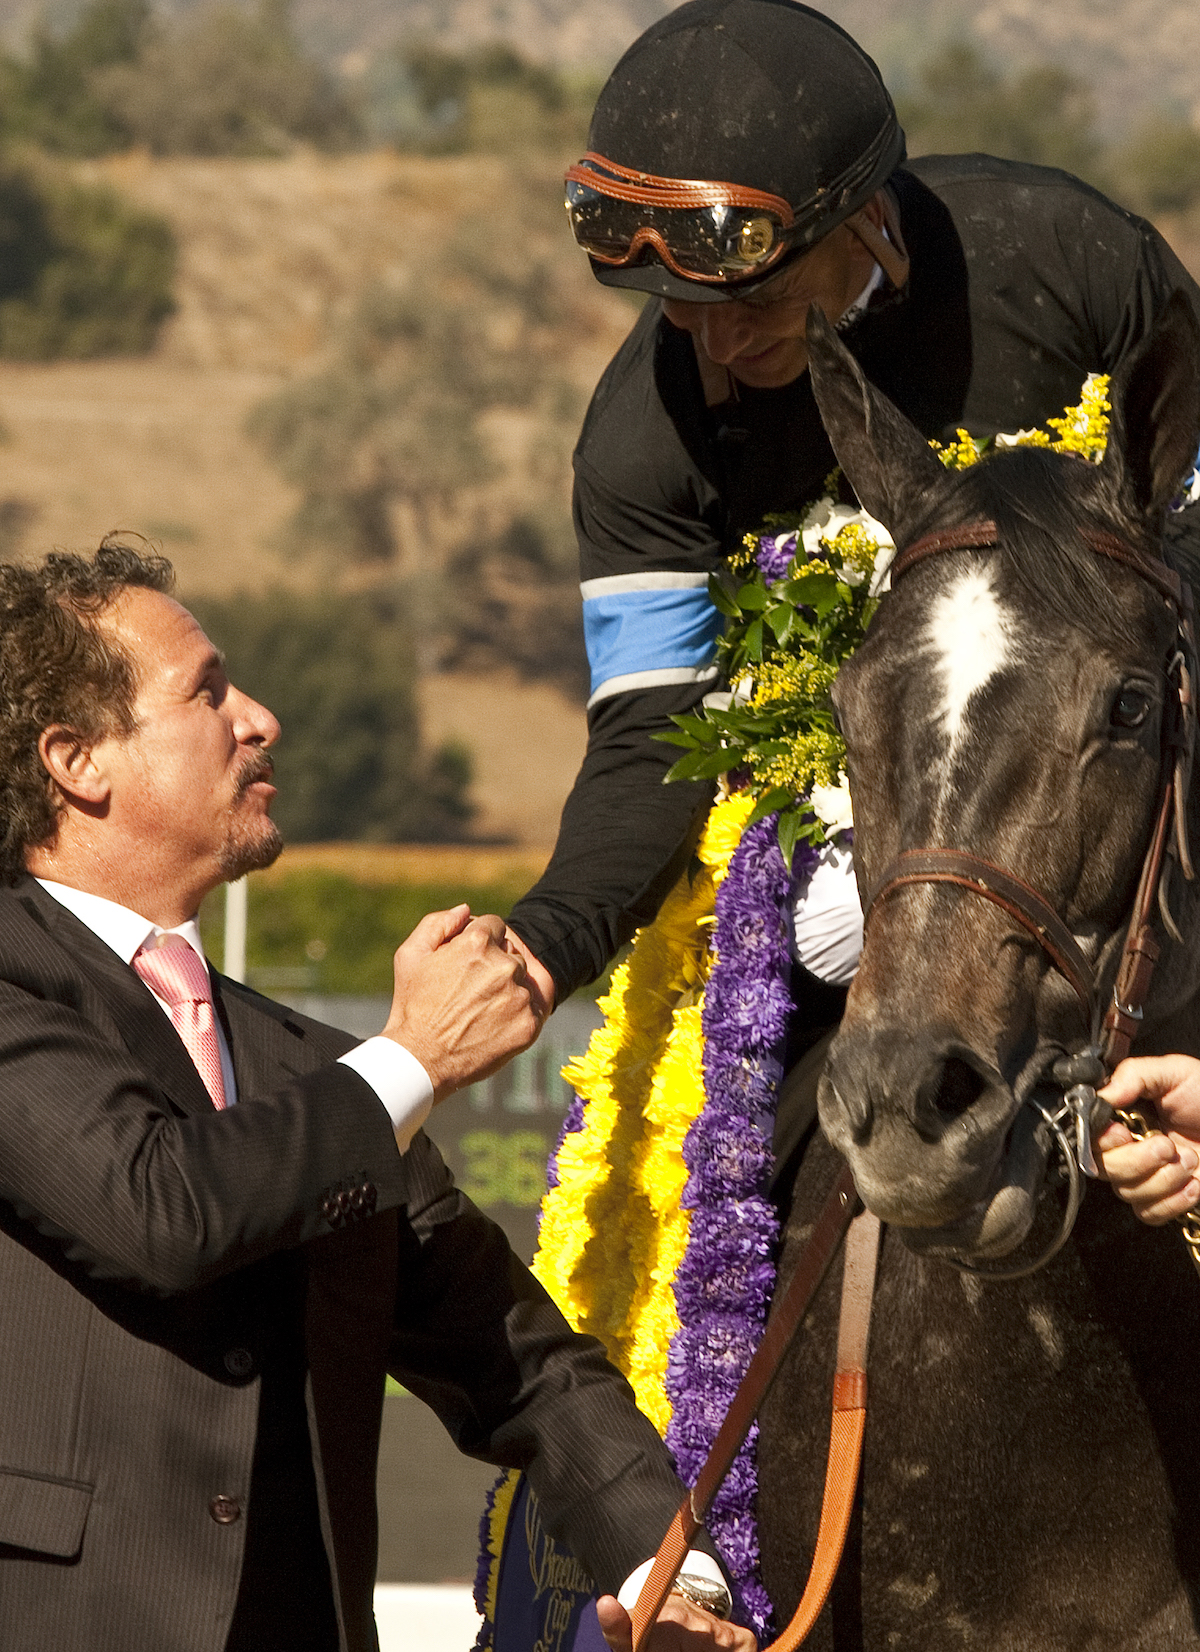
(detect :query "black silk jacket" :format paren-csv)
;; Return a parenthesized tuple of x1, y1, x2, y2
(509, 155, 1200, 999)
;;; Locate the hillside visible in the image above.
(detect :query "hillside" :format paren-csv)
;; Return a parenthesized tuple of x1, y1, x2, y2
(0, 146, 1196, 844)
(0, 149, 637, 842)
(1, 0, 1195, 134)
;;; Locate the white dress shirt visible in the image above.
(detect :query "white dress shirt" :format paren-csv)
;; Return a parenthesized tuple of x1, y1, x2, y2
(34, 880, 434, 1150)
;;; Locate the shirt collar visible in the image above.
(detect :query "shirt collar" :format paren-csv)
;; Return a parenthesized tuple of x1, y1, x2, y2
(34, 880, 207, 968)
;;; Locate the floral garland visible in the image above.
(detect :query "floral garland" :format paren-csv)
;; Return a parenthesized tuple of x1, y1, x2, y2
(665, 809, 800, 1630)
(477, 376, 1121, 1643)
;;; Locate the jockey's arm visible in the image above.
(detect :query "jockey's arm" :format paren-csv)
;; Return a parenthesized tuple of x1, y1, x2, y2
(1097, 1054, 1200, 1224)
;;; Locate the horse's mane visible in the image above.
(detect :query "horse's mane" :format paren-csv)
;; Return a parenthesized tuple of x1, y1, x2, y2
(923, 447, 1150, 649)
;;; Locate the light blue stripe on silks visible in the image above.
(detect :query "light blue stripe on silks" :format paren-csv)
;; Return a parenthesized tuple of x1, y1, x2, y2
(582, 576, 723, 702)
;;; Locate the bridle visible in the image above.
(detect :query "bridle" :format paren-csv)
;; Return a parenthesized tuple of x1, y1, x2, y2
(864, 517, 1198, 1270)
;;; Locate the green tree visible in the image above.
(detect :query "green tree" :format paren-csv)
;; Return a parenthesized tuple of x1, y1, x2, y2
(0, 0, 150, 156)
(899, 43, 1104, 184)
(248, 217, 589, 697)
(96, 0, 358, 156)
(1111, 115, 1200, 216)
(364, 42, 597, 158)
(186, 587, 474, 842)
(0, 166, 175, 357)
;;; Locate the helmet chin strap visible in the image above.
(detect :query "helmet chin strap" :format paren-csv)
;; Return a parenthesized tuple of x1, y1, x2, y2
(845, 189, 910, 290)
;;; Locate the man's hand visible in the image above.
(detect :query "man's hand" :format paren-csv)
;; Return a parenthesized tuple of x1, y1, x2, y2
(596, 1594, 756, 1652)
(1098, 1054, 1200, 1225)
(382, 906, 541, 1101)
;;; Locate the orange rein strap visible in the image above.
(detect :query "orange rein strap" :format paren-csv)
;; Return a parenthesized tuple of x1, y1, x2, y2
(765, 1208, 880, 1652)
(630, 1168, 880, 1651)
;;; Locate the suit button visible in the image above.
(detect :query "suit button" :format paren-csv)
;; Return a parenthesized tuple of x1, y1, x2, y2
(209, 1495, 242, 1525)
(336, 1189, 351, 1214)
(224, 1347, 254, 1378)
(319, 1196, 339, 1222)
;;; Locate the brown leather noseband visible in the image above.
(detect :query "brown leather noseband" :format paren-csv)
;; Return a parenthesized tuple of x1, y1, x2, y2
(866, 518, 1197, 1068)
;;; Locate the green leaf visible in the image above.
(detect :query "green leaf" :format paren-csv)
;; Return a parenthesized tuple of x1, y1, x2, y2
(663, 746, 735, 784)
(735, 581, 770, 611)
(745, 618, 765, 661)
(764, 603, 795, 642)
(777, 807, 804, 871)
(744, 787, 794, 827)
(652, 728, 702, 749)
(708, 575, 741, 618)
(670, 712, 722, 743)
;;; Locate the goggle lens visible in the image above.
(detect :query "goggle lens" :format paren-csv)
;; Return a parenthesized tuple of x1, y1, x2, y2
(563, 159, 796, 285)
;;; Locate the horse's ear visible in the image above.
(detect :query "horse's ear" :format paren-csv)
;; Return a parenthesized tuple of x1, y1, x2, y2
(1100, 289, 1200, 520)
(807, 304, 948, 538)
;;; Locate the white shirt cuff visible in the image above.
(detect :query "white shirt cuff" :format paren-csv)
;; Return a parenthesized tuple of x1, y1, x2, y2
(338, 1036, 434, 1151)
(616, 1550, 727, 1611)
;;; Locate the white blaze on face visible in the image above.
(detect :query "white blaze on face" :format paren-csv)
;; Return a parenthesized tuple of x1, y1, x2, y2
(926, 565, 1015, 753)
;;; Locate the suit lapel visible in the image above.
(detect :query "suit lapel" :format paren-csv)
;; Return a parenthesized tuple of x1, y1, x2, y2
(15, 878, 218, 1119)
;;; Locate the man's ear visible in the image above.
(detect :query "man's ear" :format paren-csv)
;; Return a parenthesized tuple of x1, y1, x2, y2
(38, 725, 111, 808)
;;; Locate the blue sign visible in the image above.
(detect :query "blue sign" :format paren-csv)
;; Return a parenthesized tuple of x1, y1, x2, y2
(492, 1477, 608, 1652)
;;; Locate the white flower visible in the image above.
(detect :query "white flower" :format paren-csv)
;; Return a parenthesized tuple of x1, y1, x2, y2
(994, 428, 1041, 448)
(800, 500, 860, 557)
(869, 543, 894, 597)
(704, 679, 753, 712)
(810, 775, 854, 834)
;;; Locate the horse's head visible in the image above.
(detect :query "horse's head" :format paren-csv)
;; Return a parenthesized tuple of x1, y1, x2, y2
(808, 293, 1200, 1261)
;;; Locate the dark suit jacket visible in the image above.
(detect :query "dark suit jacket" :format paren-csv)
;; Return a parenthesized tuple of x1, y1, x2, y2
(0, 877, 688, 1651)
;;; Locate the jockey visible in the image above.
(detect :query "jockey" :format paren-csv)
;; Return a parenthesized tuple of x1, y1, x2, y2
(506, 0, 1200, 1069)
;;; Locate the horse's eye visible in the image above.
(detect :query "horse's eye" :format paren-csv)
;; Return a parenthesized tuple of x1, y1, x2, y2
(1111, 686, 1152, 729)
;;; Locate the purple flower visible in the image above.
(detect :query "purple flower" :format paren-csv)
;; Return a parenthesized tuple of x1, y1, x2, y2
(664, 810, 792, 1637)
(756, 531, 798, 584)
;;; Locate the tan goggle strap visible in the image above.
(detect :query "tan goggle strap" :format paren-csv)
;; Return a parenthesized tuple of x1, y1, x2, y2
(845, 190, 910, 291)
(566, 153, 796, 222)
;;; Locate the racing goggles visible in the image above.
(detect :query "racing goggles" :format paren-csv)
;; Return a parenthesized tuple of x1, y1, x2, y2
(564, 153, 801, 286)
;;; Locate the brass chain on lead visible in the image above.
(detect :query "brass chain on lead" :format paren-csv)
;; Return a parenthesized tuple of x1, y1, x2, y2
(1112, 1105, 1200, 1278)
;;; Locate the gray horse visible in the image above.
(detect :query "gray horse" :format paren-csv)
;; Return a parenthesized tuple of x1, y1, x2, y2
(758, 295, 1200, 1650)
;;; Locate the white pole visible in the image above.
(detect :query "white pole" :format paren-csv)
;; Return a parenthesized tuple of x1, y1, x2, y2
(224, 877, 248, 983)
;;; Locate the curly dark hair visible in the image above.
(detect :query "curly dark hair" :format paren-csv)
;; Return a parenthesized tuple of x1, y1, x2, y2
(0, 539, 175, 880)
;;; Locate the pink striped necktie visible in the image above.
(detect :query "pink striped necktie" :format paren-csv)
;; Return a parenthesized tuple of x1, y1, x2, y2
(133, 935, 229, 1110)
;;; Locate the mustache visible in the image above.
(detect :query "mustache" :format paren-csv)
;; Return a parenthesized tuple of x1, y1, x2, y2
(235, 753, 275, 794)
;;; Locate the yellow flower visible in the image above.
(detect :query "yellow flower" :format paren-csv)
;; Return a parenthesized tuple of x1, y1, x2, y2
(529, 790, 748, 1429)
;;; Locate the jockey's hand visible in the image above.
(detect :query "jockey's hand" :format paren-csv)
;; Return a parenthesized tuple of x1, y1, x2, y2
(596, 1593, 757, 1651)
(1097, 1054, 1200, 1225)
(502, 926, 555, 1024)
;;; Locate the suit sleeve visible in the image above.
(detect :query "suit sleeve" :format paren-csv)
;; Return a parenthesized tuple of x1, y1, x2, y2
(0, 980, 408, 1296)
(387, 1131, 693, 1595)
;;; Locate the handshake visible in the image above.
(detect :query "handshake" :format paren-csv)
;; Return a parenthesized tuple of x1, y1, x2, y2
(381, 905, 555, 1102)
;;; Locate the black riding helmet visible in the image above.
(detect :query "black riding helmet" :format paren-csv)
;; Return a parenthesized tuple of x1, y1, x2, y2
(566, 0, 906, 303)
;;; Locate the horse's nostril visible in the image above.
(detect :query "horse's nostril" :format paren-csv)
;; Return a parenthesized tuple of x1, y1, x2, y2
(830, 1079, 872, 1138)
(931, 1057, 988, 1120)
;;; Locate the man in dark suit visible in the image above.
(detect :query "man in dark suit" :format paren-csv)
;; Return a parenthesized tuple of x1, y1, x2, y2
(0, 544, 753, 1652)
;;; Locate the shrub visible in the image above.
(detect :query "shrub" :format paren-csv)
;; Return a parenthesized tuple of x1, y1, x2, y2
(899, 43, 1105, 185)
(97, 0, 358, 156)
(199, 870, 528, 995)
(363, 42, 597, 158)
(0, 167, 175, 357)
(1111, 116, 1200, 216)
(0, 0, 150, 156)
